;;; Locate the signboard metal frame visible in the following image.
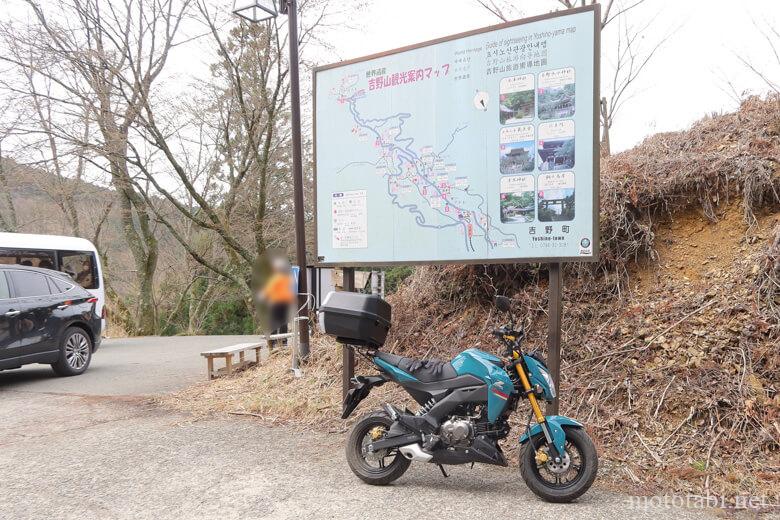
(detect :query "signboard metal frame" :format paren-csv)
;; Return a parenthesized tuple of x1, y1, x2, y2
(313, 4, 600, 268)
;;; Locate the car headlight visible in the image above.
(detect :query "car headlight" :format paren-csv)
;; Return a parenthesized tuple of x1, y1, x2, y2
(540, 368, 556, 398)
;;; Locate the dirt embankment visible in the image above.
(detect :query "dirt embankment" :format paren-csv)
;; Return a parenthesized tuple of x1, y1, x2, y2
(162, 96, 780, 503)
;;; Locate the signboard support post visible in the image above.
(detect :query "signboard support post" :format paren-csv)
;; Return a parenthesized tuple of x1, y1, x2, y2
(546, 262, 563, 415)
(342, 267, 356, 401)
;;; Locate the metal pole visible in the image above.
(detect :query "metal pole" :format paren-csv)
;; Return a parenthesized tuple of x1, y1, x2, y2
(546, 262, 563, 415)
(342, 267, 355, 403)
(285, 0, 310, 359)
(370, 270, 379, 295)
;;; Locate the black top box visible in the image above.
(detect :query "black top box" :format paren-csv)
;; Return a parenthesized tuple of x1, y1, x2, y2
(317, 291, 391, 348)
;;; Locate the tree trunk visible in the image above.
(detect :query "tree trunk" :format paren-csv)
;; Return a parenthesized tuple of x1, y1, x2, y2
(137, 249, 158, 335)
(600, 97, 611, 157)
(0, 148, 18, 232)
(106, 132, 159, 336)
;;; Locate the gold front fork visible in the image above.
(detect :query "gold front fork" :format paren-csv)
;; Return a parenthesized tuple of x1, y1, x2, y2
(513, 351, 546, 423)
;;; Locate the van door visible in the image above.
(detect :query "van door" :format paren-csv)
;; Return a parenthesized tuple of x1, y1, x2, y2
(0, 272, 21, 365)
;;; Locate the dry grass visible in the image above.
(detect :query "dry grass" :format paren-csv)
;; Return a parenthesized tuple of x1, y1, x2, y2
(158, 336, 416, 431)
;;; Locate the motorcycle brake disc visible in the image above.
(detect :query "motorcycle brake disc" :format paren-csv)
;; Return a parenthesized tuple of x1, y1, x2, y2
(545, 451, 571, 474)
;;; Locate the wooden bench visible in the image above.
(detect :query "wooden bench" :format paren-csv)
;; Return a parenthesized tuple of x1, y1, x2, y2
(200, 342, 264, 380)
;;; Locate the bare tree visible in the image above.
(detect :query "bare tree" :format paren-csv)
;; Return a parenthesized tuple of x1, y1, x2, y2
(477, 0, 671, 155)
(735, 20, 780, 98)
(123, 0, 333, 326)
(556, 0, 648, 29)
(0, 102, 19, 232)
(6, 68, 89, 235)
(0, 0, 193, 334)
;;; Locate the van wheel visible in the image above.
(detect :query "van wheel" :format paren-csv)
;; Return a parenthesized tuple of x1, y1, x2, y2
(52, 327, 92, 376)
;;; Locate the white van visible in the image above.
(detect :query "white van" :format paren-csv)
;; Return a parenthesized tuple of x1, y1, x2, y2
(0, 233, 106, 329)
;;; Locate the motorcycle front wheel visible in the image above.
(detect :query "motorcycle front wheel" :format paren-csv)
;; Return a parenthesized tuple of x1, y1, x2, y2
(346, 410, 411, 486)
(520, 426, 598, 503)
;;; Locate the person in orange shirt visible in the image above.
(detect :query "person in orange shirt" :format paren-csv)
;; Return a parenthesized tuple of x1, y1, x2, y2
(259, 257, 296, 335)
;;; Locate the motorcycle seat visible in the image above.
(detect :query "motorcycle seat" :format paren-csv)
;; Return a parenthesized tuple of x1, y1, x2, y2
(375, 351, 458, 383)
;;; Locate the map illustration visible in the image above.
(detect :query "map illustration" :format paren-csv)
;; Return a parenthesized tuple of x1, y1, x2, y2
(332, 73, 520, 254)
(315, 9, 597, 264)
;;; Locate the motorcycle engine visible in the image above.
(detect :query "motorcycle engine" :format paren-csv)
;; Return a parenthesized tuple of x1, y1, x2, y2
(440, 418, 474, 447)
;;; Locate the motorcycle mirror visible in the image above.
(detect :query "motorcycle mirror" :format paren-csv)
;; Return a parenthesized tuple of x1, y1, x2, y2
(495, 295, 511, 313)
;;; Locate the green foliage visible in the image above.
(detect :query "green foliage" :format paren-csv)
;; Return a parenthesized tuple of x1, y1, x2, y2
(690, 460, 707, 472)
(503, 90, 534, 111)
(500, 90, 534, 123)
(539, 84, 574, 104)
(200, 299, 255, 335)
(502, 192, 534, 208)
(384, 266, 414, 294)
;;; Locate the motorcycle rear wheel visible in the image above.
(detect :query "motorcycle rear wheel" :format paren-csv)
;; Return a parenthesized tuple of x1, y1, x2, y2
(346, 410, 411, 486)
(520, 426, 598, 503)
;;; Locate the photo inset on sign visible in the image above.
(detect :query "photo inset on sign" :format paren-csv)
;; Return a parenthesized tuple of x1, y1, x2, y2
(500, 175, 535, 223)
(499, 125, 534, 174)
(538, 67, 575, 120)
(537, 120, 575, 171)
(499, 74, 534, 125)
(538, 171, 575, 222)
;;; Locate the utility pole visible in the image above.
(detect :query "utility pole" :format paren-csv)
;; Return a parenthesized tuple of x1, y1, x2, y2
(232, 0, 310, 359)
(283, 0, 310, 359)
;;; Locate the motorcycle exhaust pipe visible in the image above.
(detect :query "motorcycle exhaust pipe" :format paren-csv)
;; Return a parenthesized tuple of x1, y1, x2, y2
(399, 443, 433, 462)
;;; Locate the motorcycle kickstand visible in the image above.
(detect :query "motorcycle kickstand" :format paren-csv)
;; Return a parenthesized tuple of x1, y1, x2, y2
(437, 464, 449, 478)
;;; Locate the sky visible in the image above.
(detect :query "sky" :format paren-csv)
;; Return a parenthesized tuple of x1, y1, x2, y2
(1, 0, 778, 154)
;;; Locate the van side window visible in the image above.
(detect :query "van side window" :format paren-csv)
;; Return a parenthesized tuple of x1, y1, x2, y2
(59, 251, 98, 289)
(0, 273, 10, 299)
(9, 271, 52, 298)
(0, 248, 56, 269)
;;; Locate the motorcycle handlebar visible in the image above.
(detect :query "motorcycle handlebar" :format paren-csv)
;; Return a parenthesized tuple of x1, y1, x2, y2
(492, 326, 524, 338)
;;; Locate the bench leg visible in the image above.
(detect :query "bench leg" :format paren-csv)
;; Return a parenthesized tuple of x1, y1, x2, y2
(225, 353, 233, 375)
(255, 347, 262, 364)
(239, 351, 245, 364)
(207, 357, 214, 380)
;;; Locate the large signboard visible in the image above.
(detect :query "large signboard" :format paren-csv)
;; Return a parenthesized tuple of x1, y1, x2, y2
(314, 5, 600, 266)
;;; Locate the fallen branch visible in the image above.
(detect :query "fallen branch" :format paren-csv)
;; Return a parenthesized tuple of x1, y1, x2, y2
(635, 430, 663, 464)
(659, 406, 696, 450)
(654, 375, 676, 419)
(228, 411, 266, 419)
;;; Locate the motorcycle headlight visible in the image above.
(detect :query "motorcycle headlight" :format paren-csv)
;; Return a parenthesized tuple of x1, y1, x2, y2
(540, 368, 556, 398)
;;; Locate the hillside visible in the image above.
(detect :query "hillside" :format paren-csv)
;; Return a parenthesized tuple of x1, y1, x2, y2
(0, 158, 135, 277)
(163, 96, 780, 504)
(0, 159, 201, 334)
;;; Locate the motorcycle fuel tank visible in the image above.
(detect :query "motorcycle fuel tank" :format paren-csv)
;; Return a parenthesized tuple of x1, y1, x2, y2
(451, 348, 514, 423)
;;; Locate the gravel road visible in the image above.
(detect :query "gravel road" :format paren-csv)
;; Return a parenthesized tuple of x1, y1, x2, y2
(0, 337, 719, 519)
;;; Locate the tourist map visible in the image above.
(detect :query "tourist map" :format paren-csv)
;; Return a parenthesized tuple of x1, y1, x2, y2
(314, 7, 598, 265)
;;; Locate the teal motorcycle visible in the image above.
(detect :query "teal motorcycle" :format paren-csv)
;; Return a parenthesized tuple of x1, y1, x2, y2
(318, 293, 598, 503)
